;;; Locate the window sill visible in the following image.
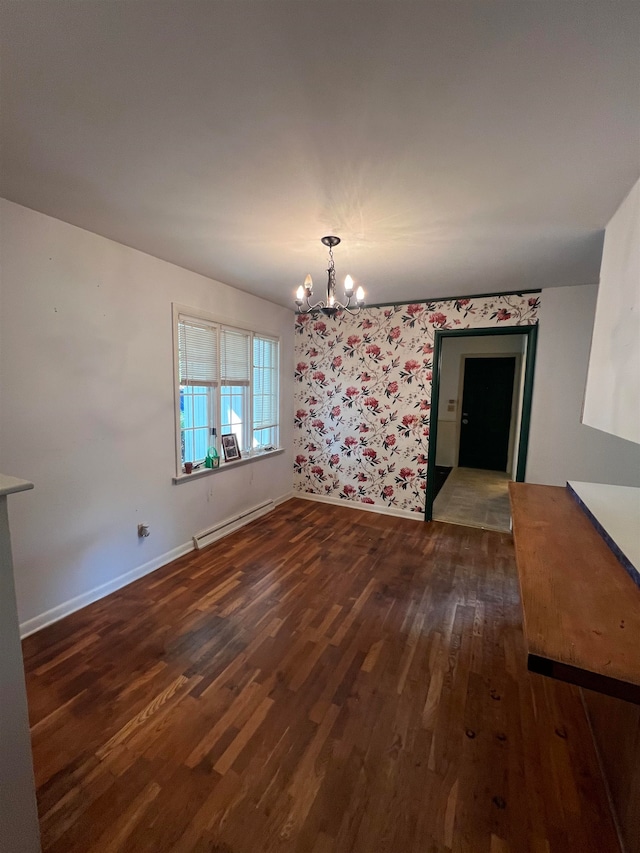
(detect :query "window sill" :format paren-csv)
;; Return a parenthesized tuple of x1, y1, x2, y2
(172, 447, 285, 484)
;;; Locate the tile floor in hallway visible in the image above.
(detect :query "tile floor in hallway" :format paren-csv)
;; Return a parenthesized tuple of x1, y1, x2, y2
(433, 466, 512, 532)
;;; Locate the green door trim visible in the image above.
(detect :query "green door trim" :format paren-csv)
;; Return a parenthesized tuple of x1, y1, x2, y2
(424, 324, 538, 522)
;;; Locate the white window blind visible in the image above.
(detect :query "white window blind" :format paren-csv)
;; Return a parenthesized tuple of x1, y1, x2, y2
(178, 317, 218, 387)
(253, 336, 279, 430)
(220, 328, 250, 386)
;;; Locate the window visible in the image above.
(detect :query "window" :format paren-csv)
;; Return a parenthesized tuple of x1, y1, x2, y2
(174, 306, 280, 474)
(253, 335, 279, 449)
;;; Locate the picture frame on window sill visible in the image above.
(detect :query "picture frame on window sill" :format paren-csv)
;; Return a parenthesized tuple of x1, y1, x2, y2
(221, 433, 241, 462)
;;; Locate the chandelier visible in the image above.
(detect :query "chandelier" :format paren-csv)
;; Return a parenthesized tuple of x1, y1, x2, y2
(295, 236, 365, 316)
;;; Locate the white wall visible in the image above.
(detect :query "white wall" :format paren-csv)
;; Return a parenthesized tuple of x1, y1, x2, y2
(0, 200, 295, 632)
(527, 284, 640, 487)
(583, 179, 640, 444)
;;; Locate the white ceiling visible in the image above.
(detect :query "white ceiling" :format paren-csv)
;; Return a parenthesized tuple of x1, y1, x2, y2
(1, 1, 639, 308)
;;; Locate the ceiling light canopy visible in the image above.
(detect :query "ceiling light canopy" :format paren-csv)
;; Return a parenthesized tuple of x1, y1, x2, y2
(295, 236, 365, 317)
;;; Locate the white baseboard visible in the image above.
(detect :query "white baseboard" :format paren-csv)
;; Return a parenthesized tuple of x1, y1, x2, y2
(19, 489, 295, 639)
(19, 541, 194, 639)
(294, 490, 423, 521)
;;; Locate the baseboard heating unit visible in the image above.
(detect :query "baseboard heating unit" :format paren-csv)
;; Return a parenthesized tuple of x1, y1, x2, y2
(193, 499, 275, 550)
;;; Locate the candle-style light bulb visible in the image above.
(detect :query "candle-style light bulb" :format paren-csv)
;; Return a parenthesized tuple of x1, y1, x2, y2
(304, 274, 313, 294)
(344, 274, 354, 293)
(295, 285, 305, 304)
(356, 286, 365, 304)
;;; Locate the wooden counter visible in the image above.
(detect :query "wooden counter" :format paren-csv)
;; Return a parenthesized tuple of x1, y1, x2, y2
(509, 482, 640, 704)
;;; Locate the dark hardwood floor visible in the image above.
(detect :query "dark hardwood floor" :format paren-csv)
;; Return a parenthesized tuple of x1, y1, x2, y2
(22, 498, 619, 852)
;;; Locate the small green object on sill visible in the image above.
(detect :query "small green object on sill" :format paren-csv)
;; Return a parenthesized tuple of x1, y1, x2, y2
(204, 446, 220, 469)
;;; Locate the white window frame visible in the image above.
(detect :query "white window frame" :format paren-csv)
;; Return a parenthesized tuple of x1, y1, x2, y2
(172, 304, 281, 477)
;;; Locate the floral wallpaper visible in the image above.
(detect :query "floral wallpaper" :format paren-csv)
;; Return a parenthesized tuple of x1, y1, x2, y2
(293, 293, 540, 514)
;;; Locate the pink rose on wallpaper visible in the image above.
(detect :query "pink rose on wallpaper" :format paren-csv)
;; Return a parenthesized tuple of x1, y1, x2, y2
(415, 453, 428, 465)
(361, 318, 373, 329)
(361, 497, 375, 504)
(454, 298, 473, 317)
(429, 312, 448, 327)
(494, 308, 512, 321)
(331, 355, 343, 369)
(311, 465, 324, 477)
(346, 386, 359, 397)
(308, 347, 319, 357)
(406, 304, 423, 316)
(347, 335, 361, 347)
(384, 309, 394, 319)
(359, 424, 370, 433)
(295, 362, 308, 380)
(311, 419, 326, 434)
(364, 397, 380, 413)
(312, 370, 326, 383)
(365, 344, 381, 360)
(363, 448, 377, 461)
(395, 467, 416, 489)
(383, 434, 396, 449)
(360, 371, 372, 382)
(529, 296, 540, 308)
(400, 359, 421, 382)
(398, 413, 419, 438)
(313, 321, 327, 334)
(387, 327, 402, 347)
(422, 343, 434, 354)
(419, 400, 431, 411)
(306, 442, 318, 452)
(386, 381, 399, 396)
(425, 371, 433, 381)
(342, 484, 356, 497)
(357, 472, 368, 482)
(329, 454, 340, 467)
(330, 405, 341, 419)
(307, 395, 319, 406)
(382, 485, 394, 498)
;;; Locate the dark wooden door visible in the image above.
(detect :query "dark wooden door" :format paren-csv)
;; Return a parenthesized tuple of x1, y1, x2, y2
(458, 356, 516, 471)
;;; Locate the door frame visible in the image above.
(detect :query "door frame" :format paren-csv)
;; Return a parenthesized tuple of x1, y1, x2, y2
(424, 325, 538, 521)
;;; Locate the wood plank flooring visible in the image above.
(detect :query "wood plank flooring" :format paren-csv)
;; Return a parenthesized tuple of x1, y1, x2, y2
(22, 498, 620, 852)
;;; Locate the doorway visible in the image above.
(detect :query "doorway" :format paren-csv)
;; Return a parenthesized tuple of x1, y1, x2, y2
(424, 326, 538, 524)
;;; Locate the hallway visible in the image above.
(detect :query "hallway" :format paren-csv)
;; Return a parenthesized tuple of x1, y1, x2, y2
(432, 466, 512, 532)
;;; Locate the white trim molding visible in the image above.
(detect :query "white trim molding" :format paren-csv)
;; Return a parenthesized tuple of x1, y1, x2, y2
(294, 490, 423, 521)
